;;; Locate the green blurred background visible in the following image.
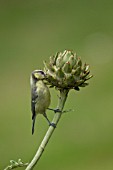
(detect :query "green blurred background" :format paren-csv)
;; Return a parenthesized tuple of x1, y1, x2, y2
(0, 0, 113, 169)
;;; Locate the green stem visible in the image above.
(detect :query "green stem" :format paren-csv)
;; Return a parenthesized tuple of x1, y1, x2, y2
(25, 89, 69, 170)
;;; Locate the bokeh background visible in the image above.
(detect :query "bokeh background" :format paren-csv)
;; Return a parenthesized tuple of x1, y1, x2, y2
(0, 0, 113, 169)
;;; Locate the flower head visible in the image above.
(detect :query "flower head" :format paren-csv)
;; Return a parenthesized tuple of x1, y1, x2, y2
(44, 50, 93, 91)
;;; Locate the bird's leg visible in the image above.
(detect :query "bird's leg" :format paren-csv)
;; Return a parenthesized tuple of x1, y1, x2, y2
(48, 94, 73, 113)
(47, 94, 62, 113)
(43, 113, 56, 128)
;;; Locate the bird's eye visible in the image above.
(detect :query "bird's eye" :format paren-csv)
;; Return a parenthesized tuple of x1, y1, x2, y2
(38, 70, 45, 76)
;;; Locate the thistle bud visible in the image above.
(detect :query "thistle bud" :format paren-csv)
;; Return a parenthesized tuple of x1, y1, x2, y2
(43, 50, 93, 91)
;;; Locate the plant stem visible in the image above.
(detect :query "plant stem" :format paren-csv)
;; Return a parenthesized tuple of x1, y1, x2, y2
(25, 89, 69, 170)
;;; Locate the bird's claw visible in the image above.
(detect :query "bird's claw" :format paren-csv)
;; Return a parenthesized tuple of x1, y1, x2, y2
(53, 108, 62, 113)
(48, 108, 73, 114)
(47, 108, 62, 113)
(49, 122, 56, 128)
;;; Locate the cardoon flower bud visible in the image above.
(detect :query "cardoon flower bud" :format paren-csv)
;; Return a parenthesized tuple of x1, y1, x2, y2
(44, 50, 93, 91)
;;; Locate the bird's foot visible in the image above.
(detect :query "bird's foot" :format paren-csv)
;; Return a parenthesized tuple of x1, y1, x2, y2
(49, 122, 56, 128)
(47, 108, 62, 113)
(53, 108, 62, 113)
(48, 108, 74, 114)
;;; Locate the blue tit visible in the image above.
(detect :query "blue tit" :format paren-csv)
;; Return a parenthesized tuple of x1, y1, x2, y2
(30, 70, 52, 134)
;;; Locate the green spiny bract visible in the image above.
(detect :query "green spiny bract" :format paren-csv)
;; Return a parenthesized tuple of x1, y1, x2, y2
(44, 50, 93, 91)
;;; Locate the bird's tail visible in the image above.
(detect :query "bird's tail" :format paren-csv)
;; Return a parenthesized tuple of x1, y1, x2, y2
(32, 115, 36, 135)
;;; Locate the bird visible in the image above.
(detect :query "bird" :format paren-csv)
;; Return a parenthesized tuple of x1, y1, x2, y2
(30, 70, 53, 134)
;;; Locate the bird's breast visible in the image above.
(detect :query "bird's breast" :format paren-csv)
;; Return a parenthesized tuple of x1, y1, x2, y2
(35, 81, 51, 114)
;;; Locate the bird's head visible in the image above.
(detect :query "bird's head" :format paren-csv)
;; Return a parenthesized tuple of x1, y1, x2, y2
(31, 70, 46, 81)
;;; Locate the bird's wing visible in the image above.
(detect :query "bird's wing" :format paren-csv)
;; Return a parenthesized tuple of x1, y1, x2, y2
(31, 87, 38, 120)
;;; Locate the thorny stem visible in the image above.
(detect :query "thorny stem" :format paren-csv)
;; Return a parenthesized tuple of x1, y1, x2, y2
(25, 89, 69, 170)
